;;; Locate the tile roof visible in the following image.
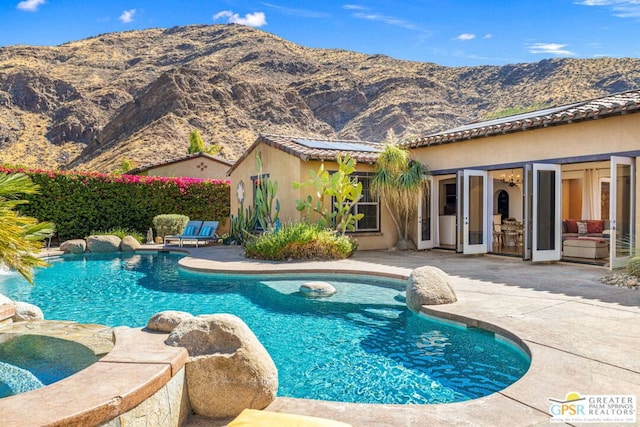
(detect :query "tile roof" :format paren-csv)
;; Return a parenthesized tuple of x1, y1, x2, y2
(127, 152, 234, 175)
(227, 134, 383, 175)
(404, 89, 640, 149)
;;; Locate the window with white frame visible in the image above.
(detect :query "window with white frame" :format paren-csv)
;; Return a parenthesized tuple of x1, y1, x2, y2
(332, 173, 380, 232)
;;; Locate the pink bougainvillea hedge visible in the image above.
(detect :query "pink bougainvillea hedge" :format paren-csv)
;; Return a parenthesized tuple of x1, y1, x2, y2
(1, 167, 230, 241)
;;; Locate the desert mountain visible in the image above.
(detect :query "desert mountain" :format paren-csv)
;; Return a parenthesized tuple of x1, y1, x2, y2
(0, 24, 639, 173)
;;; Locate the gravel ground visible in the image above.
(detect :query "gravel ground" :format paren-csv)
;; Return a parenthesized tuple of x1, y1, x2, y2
(600, 271, 640, 289)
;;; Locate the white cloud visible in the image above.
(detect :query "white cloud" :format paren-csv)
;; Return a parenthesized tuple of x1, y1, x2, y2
(343, 4, 367, 10)
(351, 12, 430, 34)
(576, 0, 640, 18)
(262, 3, 329, 18)
(455, 33, 476, 41)
(119, 9, 136, 23)
(16, 0, 45, 12)
(527, 43, 575, 56)
(484, 33, 492, 39)
(213, 10, 267, 27)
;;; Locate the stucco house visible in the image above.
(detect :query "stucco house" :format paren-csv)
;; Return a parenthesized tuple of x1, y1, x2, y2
(128, 152, 233, 180)
(229, 89, 640, 268)
(226, 134, 396, 250)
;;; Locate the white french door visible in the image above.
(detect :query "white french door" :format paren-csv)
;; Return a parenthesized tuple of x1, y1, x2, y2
(459, 170, 488, 254)
(531, 163, 562, 262)
(417, 177, 434, 250)
(610, 156, 635, 269)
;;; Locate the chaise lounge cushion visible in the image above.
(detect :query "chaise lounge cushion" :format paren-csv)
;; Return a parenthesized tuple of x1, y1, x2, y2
(228, 409, 352, 427)
(183, 225, 197, 236)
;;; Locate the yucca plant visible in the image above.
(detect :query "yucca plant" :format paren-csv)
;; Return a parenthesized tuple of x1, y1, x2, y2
(371, 129, 430, 250)
(0, 172, 55, 284)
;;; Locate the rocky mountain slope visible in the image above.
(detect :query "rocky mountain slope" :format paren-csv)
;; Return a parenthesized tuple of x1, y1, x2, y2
(0, 24, 639, 173)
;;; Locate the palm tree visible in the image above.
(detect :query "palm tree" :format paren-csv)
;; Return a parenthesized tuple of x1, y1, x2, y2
(0, 172, 54, 284)
(371, 130, 430, 250)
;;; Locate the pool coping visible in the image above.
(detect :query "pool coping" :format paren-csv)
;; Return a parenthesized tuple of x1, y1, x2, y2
(0, 325, 188, 426)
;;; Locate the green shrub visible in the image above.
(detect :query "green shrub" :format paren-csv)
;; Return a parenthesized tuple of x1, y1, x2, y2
(89, 227, 145, 243)
(152, 214, 189, 238)
(626, 256, 640, 277)
(245, 222, 358, 261)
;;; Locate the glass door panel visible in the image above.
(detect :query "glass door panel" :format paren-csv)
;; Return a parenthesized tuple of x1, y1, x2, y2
(523, 164, 533, 260)
(532, 164, 562, 262)
(462, 170, 488, 254)
(610, 156, 635, 269)
(417, 178, 434, 250)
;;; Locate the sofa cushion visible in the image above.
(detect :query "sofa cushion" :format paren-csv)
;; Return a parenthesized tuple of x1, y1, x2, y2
(577, 221, 588, 235)
(586, 220, 604, 234)
(565, 220, 578, 233)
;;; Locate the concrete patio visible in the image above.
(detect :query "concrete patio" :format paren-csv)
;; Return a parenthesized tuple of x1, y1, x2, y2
(170, 245, 640, 426)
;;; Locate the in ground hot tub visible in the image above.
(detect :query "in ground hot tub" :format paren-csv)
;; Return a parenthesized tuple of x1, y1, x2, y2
(0, 334, 100, 398)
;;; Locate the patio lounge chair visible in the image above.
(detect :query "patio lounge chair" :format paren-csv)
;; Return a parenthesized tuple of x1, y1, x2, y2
(163, 220, 203, 246)
(177, 220, 219, 248)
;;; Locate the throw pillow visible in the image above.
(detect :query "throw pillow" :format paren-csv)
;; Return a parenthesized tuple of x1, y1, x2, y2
(565, 220, 578, 233)
(577, 221, 588, 235)
(586, 220, 604, 234)
(183, 226, 195, 236)
(199, 226, 212, 236)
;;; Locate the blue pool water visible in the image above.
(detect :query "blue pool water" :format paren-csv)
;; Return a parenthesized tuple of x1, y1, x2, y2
(0, 252, 530, 404)
(0, 334, 98, 398)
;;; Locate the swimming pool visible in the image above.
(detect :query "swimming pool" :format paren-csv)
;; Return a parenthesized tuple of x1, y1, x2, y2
(0, 252, 530, 404)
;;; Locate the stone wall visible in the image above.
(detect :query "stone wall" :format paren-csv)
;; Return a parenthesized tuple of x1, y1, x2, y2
(101, 367, 191, 427)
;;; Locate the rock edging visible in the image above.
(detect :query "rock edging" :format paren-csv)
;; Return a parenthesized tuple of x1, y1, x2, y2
(59, 235, 141, 254)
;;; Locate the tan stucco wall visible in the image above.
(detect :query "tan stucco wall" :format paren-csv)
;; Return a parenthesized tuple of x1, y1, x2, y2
(229, 144, 397, 250)
(411, 114, 640, 171)
(637, 158, 640, 246)
(411, 113, 640, 249)
(229, 143, 302, 222)
(140, 157, 230, 180)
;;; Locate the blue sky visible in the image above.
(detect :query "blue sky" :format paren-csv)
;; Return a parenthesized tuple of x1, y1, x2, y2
(1, 0, 639, 67)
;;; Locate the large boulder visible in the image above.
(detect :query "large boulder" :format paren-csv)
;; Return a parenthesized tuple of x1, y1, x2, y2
(13, 301, 44, 321)
(120, 235, 141, 252)
(147, 310, 194, 333)
(406, 266, 457, 312)
(86, 235, 121, 253)
(299, 281, 336, 297)
(165, 314, 278, 418)
(59, 239, 86, 254)
(0, 293, 14, 306)
(0, 294, 16, 323)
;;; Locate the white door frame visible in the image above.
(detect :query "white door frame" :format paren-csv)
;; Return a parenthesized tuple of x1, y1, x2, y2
(610, 156, 635, 269)
(462, 169, 488, 255)
(532, 163, 562, 262)
(417, 177, 435, 250)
